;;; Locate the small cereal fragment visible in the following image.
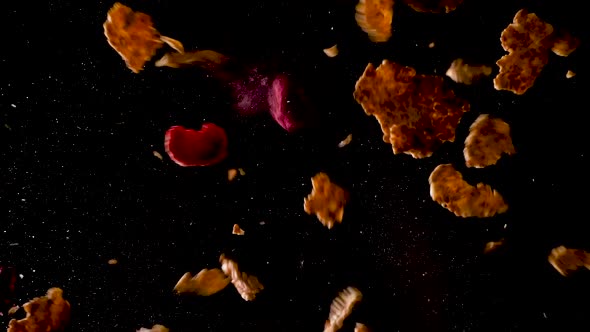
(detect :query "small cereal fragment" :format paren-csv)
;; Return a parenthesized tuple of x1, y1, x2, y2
(355, 323, 371, 332)
(446, 59, 492, 85)
(103, 3, 166, 73)
(548, 246, 590, 277)
(402, 0, 464, 13)
(108, 259, 118, 265)
(494, 9, 577, 95)
(324, 287, 363, 332)
(232, 224, 245, 235)
(220, 254, 264, 301)
(566, 70, 576, 79)
(428, 42, 435, 48)
(303, 173, 349, 229)
(174, 268, 230, 296)
(159, 36, 184, 54)
(355, 0, 394, 43)
(228, 169, 238, 181)
(155, 50, 230, 70)
(551, 30, 580, 57)
(153, 150, 163, 161)
(7, 305, 19, 316)
(238, 168, 246, 176)
(7, 288, 71, 332)
(137, 325, 169, 332)
(338, 134, 353, 148)
(429, 164, 508, 218)
(464, 114, 515, 168)
(324, 45, 339, 57)
(354, 60, 470, 158)
(484, 239, 505, 254)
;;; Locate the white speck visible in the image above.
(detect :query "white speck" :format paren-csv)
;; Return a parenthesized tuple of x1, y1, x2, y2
(543, 312, 547, 319)
(21, 198, 26, 202)
(19, 274, 24, 279)
(531, 178, 535, 182)
(330, 27, 334, 30)
(259, 221, 266, 225)
(287, 100, 291, 103)
(32, 269, 35, 273)
(503, 224, 507, 229)
(11, 104, 16, 108)
(9, 243, 18, 246)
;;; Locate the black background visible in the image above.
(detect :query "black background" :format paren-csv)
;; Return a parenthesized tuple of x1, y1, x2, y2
(1, 0, 589, 331)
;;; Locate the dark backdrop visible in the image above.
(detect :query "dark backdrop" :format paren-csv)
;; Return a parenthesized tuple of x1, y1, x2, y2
(1, 0, 589, 331)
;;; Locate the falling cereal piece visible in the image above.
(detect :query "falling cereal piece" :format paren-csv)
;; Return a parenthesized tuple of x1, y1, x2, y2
(494, 9, 578, 95)
(402, 0, 464, 13)
(174, 269, 230, 296)
(324, 45, 339, 57)
(220, 254, 264, 301)
(446, 59, 492, 85)
(354, 60, 470, 158)
(324, 287, 363, 332)
(338, 134, 353, 148)
(355, 323, 370, 332)
(7, 288, 71, 332)
(355, 0, 394, 43)
(155, 50, 230, 70)
(238, 168, 246, 176)
(428, 42, 435, 48)
(103, 3, 180, 73)
(108, 259, 118, 265)
(464, 114, 515, 168)
(548, 246, 590, 277)
(566, 70, 576, 79)
(484, 239, 505, 254)
(304, 173, 349, 229)
(232, 224, 245, 235)
(159, 36, 184, 54)
(228, 169, 238, 181)
(429, 164, 508, 218)
(137, 325, 169, 332)
(153, 151, 164, 160)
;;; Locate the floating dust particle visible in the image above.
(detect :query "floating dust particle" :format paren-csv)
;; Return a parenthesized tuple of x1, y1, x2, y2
(323, 44, 339, 57)
(566, 70, 576, 78)
(338, 134, 353, 148)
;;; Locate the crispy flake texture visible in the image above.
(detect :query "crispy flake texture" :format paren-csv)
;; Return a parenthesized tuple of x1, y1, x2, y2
(494, 9, 579, 95)
(220, 255, 264, 301)
(232, 224, 245, 235)
(137, 325, 169, 332)
(324, 45, 339, 57)
(103, 3, 165, 73)
(7, 288, 71, 332)
(303, 173, 349, 229)
(402, 0, 464, 13)
(464, 114, 515, 168)
(323, 287, 363, 332)
(484, 239, 505, 254)
(354, 60, 470, 158)
(174, 269, 230, 296)
(548, 246, 590, 277)
(355, 323, 371, 332)
(155, 50, 230, 70)
(445, 59, 492, 85)
(429, 164, 508, 218)
(355, 0, 394, 42)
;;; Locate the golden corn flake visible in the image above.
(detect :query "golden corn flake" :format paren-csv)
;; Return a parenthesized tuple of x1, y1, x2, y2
(484, 239, 505, 254)
(355, 323, 371, 332)
(304, 172, 349, 229)
(324, 45, 339, 57)
(445, 59, 492, 85)
(137, 325, 169, 332)
(103, 3, 184, 73)
(155, 50, 230, 70)
(338, 134, 353, 148)
(548, 246, 590, 277)
(228, 169, 238, 181)
(174, 269, 230, 296)
(402, 0, 464, 13)
(464, 114, 515, 168)
(494, 9, 578, 95)
(7, 288, 71, 332)
(220, 254, 264, 301)
(429, 164, 508, 218)
(324, 287, 363, 332)
(232, 224, 245, 235)
(355, 0, 394, 43)
(354, 60, 470, 158)
(566, 70, 576, 79)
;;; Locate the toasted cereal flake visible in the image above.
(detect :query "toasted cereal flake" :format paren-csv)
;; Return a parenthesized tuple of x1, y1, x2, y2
(548, 246, 590, 277)
(355, 323, 371, 332)
(429, 164, 508, 218)
(324, 45, 339, 57)
(303, 173, 349, 229)
(355, 0, 394, 43)
(484, 239, 505, 254)
(174, 269, 230, 296)
(220, 254, 264, 301)
(228, 169, 238, 181)
(7, 288, 71, 332)
(566, 70, 576, 79)
(464, 114, 515, 168)
(108, 259, 118, 265)
(338, 134, 353, 148)
(324, 287, 363, 332)
(232, 224, 245, 235)
(446, 59, 492, 85)
(354, 60, 470, 158)
(137, 324, 169, 332)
